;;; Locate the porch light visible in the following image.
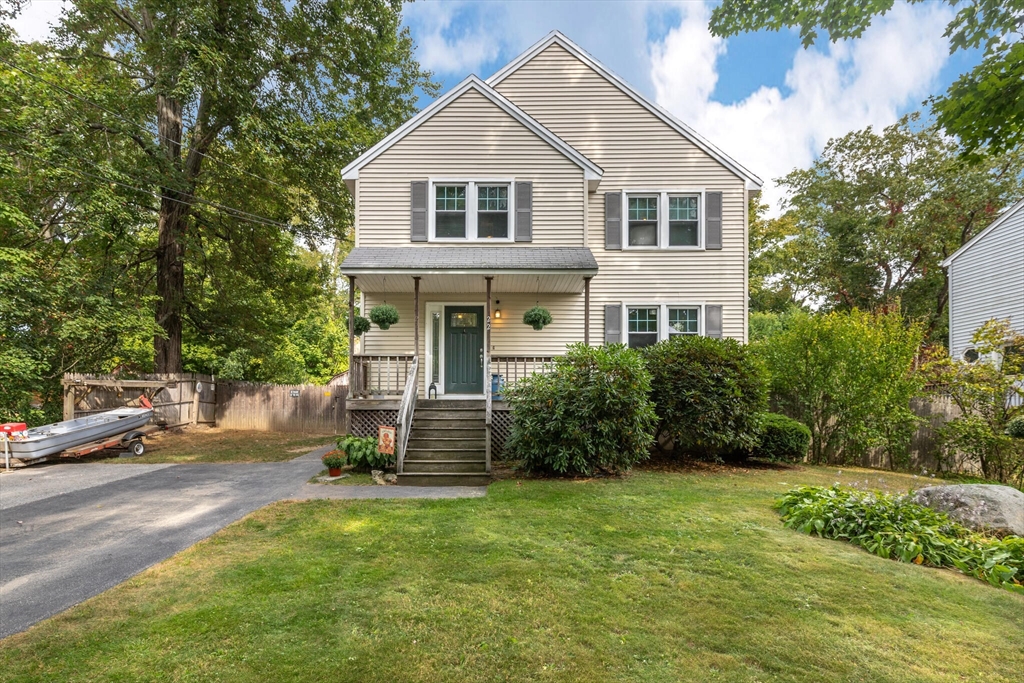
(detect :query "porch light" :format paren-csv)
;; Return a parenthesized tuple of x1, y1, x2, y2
(494, 309, 502, 319)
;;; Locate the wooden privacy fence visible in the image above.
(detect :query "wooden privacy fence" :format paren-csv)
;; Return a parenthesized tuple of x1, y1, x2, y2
(216, 381, 346, 434)
(62, 373, 347, 435)
(63, 373, 215, 427)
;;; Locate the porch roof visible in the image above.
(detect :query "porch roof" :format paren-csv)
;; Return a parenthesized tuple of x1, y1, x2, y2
(341, 247, 598, 275)
(341, 247, 598, 294)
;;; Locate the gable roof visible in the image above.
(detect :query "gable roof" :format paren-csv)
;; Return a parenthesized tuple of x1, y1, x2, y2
(487, 31, 763, 191)
(941, 197, 1024, 267)
(340, 74, 603, 185)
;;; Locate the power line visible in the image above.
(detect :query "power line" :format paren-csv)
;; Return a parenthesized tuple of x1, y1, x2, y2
(0, 140, 296, 230)
(0, 56, 349, 215)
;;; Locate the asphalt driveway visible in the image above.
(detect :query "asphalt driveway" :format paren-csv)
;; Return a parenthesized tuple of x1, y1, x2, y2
(0, 446, 488, 639)
(0, 447, 335, 639)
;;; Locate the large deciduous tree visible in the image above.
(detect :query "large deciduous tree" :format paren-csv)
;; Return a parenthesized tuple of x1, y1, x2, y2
(710, 0, 1024, 155)
(44, 0, 434, 372)
(757, 116, 1024, 340)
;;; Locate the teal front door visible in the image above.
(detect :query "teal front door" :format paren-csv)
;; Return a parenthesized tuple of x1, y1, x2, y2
(444, 306, 484, 394)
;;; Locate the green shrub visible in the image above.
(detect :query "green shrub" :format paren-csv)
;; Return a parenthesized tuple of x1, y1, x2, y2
(754, 412, 811, 462)
(504, 343, 656, 475)
(337, 434, 394, 470)
(642, 335, 767, 458)
(757, 308, 924, 467)
(776, 485, 1024, 593)
(1008, 416, 1024, 439)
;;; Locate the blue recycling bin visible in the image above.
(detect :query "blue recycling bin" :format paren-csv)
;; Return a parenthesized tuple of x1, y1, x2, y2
(491, 373, 504, 400)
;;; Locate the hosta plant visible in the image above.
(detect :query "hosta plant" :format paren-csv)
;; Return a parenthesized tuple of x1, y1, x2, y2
(776, 485, 1024, 593)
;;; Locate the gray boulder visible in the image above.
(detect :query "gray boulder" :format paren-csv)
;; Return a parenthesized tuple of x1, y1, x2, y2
(913, 484, 1024, 537)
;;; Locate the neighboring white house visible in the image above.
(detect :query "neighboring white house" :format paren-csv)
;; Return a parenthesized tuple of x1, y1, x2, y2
(941, 198, 1024, 360)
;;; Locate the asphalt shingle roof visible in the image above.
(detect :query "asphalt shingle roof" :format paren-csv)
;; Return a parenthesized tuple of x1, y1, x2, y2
(340, 247, 598, 273)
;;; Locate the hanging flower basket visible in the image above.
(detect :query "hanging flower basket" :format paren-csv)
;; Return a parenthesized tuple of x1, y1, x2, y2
(369, 304, 400, 330)
(352, 316, 371, 337)
(523, 306, 553, 331)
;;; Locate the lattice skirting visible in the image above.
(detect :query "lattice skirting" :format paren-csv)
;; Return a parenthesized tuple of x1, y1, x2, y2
(349, 409, 399, 438)
(491, 408, 514, 459)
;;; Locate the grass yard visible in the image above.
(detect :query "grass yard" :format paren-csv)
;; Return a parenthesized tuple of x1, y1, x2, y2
(2, 464, 1021, 682)
(104, 427, 335, 464)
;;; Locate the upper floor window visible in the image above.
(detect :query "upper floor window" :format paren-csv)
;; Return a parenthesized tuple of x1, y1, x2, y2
(430, 180, 512, 241)
(623, 191, 703, 249)
(477, 185, 509, 239)
(669, 196, 699, 246)
(628, 196, 658, 246)
(435, 185, 467, 238)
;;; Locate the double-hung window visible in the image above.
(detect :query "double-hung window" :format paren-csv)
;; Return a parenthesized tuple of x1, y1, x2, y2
(668, 307, 699, 336)
(435, 185, 466, 238)
(668, 196, 699, 246)
(477, 185, 509, 239)
(627, 307, 659, 348)
(431, 181, 512, 241)
(628, 196, 659, 246)
(626, 304, 703, 346)
(623, 191, 702, 248)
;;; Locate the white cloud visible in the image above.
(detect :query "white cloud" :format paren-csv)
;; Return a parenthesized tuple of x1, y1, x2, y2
(5, 0, 66, 42)
(650, 1, 953, 212)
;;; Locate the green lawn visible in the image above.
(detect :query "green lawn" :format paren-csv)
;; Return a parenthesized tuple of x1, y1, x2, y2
(2, 465, 1021, 682)
(104, 428, 335, 464)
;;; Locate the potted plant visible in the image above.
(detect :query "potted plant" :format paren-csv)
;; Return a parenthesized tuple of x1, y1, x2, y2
(369, 304, 400, 330)
(352, 315, 371, 336)
(522, 305, 553, 331)
(322, 451, 346, 477)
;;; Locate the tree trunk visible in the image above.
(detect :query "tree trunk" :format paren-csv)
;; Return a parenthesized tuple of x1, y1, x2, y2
(155, 196, 187, 372)
(153, 93, 186, 373)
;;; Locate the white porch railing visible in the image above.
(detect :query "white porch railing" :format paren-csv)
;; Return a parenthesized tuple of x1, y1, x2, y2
(351, 355, 415, 399)
(395, 356, 419, 474)
(489, 356, 556, 390)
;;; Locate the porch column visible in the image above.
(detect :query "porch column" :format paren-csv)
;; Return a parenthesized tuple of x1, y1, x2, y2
(584, 276, 592, 345)
(485, 276, 493, 473)
(348, 275, 357, 397)
(413, 277, 421, 359)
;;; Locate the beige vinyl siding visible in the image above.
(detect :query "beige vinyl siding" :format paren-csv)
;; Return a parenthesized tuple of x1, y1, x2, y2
(948, 204, 1024, 357)
(361, 291, 586, 395)
(494, 43, 750, 341)
(357, 88, 585, 246)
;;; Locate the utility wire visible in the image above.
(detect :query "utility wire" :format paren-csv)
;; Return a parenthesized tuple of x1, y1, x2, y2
(0, 56, 348, 215)
(0, 140, 296, 230)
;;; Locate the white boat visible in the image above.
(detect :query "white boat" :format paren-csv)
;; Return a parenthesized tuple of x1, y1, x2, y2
(5, 407, 154, 460)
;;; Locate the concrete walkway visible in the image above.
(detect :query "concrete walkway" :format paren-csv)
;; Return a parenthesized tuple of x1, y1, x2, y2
(0, 448, 487, 639)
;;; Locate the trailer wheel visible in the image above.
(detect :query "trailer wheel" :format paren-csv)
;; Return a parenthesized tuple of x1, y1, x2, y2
(128, 440, 145, 456)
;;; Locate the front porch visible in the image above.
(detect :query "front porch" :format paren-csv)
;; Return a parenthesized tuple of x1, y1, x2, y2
(340, 246, 595, 484)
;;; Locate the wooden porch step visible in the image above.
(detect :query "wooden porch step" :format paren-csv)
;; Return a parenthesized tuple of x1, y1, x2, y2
(412, 417, 485, 430)
(409, 427, 486, 439)
(417, 399, 485, 409)
(397, 472, 491, 487)
(405, 448, 485, 461)
(408, 436, 486, 450)
(415, 409, 485, 420)
(402, 459, 487, 473)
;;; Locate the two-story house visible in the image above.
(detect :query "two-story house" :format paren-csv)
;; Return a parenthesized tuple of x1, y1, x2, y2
(339, 31, 762, 485)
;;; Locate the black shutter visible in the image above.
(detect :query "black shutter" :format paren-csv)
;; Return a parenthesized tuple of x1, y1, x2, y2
(605, 192, 621, 250)
(515, 181, 532, 242)
(410, 181, 428, 242)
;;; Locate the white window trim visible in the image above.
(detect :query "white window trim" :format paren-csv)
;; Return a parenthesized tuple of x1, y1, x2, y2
(623, 303, 705, 346)
(429, 178, 515, 243)
(622, 189, 705, 251)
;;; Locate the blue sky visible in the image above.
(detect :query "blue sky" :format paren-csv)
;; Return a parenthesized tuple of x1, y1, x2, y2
(9, 0, 983, 211)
